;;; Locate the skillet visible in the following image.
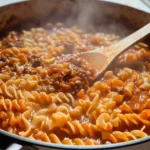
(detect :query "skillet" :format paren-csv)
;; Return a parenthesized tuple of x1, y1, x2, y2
(0, 0, 150, 149)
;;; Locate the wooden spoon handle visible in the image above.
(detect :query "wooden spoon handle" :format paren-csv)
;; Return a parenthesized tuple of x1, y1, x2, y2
(103, 23, 150, 61)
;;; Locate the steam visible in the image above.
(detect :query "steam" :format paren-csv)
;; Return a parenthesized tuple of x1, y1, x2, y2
(17, 0, 134, 37)
(65, 0, 134, 37)
(66, 0, 98, 29)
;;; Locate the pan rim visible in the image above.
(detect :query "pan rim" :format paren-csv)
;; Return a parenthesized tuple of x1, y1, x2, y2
(1, 129, 150, 149)
(0, 0, 150, 149)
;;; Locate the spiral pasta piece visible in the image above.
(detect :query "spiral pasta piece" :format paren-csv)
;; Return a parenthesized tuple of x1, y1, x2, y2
(0, 84, 75, 105)
(118, 113, 150, 126)
(0, 98, 26, 112)
(61, 121, 99, 137)
(33, 132, 101, 145)
(102, 130, 148, 143)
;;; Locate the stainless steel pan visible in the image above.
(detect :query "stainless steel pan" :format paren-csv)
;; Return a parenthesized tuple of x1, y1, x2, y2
(0, 0, 150, 149)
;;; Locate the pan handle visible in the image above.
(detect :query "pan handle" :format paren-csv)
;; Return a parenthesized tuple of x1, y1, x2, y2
(6, 143, 39, 150)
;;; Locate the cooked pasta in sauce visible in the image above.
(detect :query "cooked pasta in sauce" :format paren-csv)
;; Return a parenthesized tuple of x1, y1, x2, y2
(0, 22, 150, 145)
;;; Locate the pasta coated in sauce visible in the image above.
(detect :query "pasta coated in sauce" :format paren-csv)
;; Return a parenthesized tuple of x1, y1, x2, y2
(0, 23, 150, 146)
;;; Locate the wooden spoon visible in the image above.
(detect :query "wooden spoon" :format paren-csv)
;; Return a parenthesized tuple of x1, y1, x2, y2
(80, 23, 150, 79)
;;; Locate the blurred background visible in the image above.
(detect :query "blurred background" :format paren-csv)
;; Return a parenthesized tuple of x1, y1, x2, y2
(104, 0, 150, 13)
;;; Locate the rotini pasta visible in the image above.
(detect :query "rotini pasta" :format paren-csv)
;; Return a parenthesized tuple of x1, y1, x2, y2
(102, 130, 148, 143)
(0, 22, 150, 146)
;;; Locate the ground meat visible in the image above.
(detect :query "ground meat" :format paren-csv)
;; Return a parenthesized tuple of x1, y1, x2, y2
(35, 58, 96, 95)
(28, 55, 42, 68)
(2, 32, 23, 48)
(64, 41, 75, 54)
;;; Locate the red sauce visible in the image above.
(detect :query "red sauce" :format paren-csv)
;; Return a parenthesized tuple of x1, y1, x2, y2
(127, 91, 150, 112)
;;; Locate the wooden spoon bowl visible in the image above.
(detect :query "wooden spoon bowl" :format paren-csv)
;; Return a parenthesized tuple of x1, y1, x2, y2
(80, 23, 150, 80)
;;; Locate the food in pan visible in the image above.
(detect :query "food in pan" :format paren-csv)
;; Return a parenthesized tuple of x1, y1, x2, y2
(0, 23, 150, 145)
